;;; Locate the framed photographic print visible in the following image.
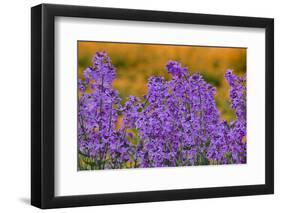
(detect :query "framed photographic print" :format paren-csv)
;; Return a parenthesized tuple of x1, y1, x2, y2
(31, 3, 274, 209)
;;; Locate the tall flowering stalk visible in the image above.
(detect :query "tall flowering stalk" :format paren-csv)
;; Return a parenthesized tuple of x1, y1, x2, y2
(136, 61, 222, 166)
(78, 52, 131, 169)
(206, 70, 246, 164)
(78, 52, 247, 170)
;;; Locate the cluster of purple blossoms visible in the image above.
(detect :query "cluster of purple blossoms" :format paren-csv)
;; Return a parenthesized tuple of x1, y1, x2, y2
(78, 52, 131, 169)
(78, 52, 246, 170)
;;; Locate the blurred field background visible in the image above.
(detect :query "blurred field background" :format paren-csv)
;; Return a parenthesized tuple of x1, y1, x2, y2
(78, 41, 246, 122)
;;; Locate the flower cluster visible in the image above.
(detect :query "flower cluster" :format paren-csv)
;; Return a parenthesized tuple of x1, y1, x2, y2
(78, 52, 131, 169)
(78, 52, 246, 170)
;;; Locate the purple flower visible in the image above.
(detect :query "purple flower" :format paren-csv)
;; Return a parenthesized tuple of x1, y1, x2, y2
(166, 61, 188, 78)
(78, 52, 247, 169)
(78, 52, 131, 169)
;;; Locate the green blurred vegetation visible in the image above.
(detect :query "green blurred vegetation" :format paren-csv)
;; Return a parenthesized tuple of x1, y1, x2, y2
(78, 41, 246, 122)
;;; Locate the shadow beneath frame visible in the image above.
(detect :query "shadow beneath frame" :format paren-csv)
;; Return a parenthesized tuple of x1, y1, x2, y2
(19, 197, 30, 205)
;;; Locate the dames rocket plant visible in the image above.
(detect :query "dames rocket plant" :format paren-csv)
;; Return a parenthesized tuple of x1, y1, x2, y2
(78, 52, 247, 170)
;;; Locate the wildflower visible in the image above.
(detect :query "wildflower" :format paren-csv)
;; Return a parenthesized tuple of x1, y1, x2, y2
(78, 52, 247, 169)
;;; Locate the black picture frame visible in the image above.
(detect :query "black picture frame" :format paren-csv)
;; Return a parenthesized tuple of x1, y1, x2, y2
(31, 3, 274, 209)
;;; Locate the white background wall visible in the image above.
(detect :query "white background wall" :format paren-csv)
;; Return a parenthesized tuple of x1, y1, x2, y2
(0, 0, 279, 212)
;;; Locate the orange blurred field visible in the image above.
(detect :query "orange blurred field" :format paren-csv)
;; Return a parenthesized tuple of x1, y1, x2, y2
(78, 41, 246, 122)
